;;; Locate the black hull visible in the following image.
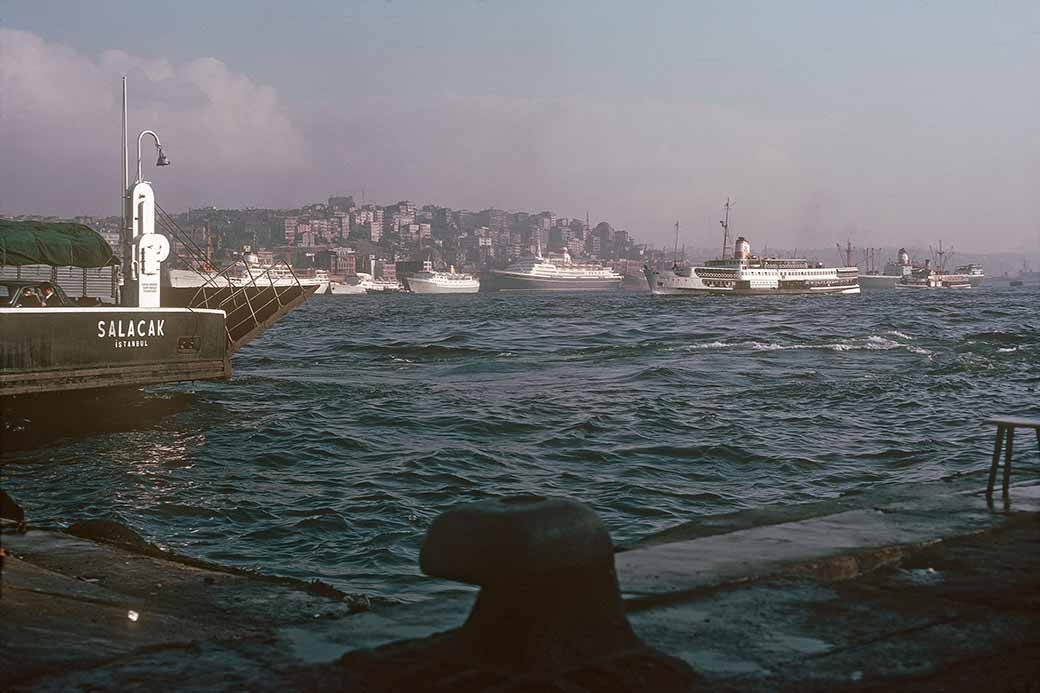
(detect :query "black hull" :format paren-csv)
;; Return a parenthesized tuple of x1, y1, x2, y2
(0, 307, 228, 397)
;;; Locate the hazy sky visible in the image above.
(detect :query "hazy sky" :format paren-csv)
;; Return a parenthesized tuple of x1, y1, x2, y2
(2, 0, 1038, 251)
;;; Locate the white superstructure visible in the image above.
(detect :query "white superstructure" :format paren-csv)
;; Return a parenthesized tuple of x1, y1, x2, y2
(167, 261, 327, 293)
(406, 260, 480, 294)
(327, 276, 367, 294)
(646, 236, 860, 296)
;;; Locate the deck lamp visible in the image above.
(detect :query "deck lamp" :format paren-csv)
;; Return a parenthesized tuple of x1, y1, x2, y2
(136, 130, 168, 182)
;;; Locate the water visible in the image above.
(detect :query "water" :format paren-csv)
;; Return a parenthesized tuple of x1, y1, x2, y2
(3, 287, 1038, 601)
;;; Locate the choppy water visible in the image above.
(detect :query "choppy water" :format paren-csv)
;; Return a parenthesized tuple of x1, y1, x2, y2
(3, 287, 1038, 601)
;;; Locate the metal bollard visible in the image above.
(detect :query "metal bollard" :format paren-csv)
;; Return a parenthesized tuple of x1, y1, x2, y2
(337, 495, 697, 691)
(420, 495, 637, 671)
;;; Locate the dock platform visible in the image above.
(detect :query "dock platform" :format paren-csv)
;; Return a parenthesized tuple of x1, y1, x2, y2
(3, 472, 1039, 690)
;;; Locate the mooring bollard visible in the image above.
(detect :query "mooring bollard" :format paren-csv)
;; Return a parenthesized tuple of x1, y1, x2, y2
(337, 495, 696, 691)
(420, 494, 636, 671)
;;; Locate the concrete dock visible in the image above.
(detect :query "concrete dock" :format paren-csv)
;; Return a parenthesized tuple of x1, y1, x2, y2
(2, 471, 1039, 691)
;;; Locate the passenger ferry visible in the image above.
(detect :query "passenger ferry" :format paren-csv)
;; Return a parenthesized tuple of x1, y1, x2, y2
(405, 260, 480, 294)
(645, 236, 860, 296)
(483, 248, 623, 291)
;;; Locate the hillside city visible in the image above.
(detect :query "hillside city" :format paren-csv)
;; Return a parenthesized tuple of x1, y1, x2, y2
(3, 195, 1035, 282)
(7, 195, 656, 284)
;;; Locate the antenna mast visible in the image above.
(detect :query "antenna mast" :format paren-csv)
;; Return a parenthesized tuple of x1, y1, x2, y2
(673, 220, 680, 266)
(720, 197, 733, 259)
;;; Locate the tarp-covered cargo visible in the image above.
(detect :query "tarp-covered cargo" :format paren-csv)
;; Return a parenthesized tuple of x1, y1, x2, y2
(0, 220, 119, 267)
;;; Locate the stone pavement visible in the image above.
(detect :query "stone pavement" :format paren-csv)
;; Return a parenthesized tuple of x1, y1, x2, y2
(2, 474, 1039, 690)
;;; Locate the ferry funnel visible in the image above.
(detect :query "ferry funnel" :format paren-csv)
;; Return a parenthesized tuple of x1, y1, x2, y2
(734, 236, 751, 260)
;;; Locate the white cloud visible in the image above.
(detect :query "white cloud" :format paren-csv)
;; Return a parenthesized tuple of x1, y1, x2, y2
(3, 28, 1036, 253)
(0, 29, 307, 216)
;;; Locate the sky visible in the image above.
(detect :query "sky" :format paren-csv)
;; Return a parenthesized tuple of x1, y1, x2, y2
(1, 0, 1038, 252)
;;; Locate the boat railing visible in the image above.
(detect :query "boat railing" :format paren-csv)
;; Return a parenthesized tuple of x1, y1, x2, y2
(153, 204, 311, 353)
(186, 259, 306, 352)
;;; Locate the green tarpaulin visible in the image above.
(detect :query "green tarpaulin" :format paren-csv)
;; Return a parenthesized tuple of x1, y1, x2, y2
(0, 220, 119, 267)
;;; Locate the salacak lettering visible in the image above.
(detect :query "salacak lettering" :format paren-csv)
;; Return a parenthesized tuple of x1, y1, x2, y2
(96, 319, 165, 339)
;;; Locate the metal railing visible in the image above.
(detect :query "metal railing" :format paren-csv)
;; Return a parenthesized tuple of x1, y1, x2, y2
(186, 260, 307, 352)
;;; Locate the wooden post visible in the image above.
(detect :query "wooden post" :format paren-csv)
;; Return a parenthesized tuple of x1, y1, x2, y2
(987, 426, 1005, 499)
(1002, 427, 1015, 497)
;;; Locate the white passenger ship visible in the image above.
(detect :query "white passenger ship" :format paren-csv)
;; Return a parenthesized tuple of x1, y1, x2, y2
(483, 248, 623, 291)
(645, 237, 860, 296)
(168, 256, 328, 293)
(406, 260, 480, 294)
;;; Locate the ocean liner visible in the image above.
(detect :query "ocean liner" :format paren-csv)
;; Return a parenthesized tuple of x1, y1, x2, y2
(482, 248, 622, 291)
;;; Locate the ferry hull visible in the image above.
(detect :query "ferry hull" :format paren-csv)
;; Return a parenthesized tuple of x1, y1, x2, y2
(0, 307, 229, 397)
(645, 268, 860, 296)
(482, 271, 622, 292)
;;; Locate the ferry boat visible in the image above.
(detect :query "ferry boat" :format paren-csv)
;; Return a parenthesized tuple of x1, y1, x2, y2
(2, 79, 312, 399)
(646, 239, 860, 296)
(482, 248, 623, 291)
(644, 201, 858, 296)
(405, 260, 480, 294)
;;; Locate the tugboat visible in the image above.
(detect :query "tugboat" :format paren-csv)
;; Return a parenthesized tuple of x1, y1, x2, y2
(644, 200, 859, 296)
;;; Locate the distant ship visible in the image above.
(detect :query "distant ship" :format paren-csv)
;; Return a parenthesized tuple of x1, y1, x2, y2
(405, 260, 480, 294)
(646, 238, 859, 296)
(327, 275, 367, 295)
(364, 274, 404, 293)
(167, 254, 328, 293)
(644, 203, 859, 296)
(482, 248, 623, 291)
(858, 248, 911, 289)
(955, 263, 985, 287)
(859, 246, 983, 290)
(893, 242, 973, 290)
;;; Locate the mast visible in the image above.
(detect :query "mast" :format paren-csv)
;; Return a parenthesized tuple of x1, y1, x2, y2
(672, 220, 680, 266)
(837, 240, 853, 267)
(120, 77, 129, 304)
(720, 197, 733, 259)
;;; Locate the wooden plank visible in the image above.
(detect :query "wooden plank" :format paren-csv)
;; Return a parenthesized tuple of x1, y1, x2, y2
(984, 416, 1040, 430)
(0, 359, 229, 396)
